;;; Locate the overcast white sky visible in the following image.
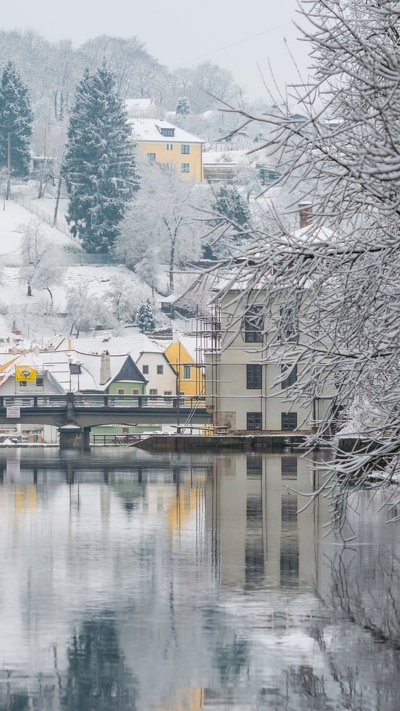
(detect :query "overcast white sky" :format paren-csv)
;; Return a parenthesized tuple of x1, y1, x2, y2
(0, 0, 311, 100)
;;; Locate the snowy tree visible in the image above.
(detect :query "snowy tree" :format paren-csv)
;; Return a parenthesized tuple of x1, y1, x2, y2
(176, 96, 191, 116)
(213, 0, 400, 511)
(19, 220, 62, 305)
(66, 281, 116, 337)
(62, 62, 137, 254)
(0, 61, 33, 189)
(116, 160, 210, 292)
(137, 299, 155, 332)
(105, 275, 150, 323)
(204, 184, 251, 258)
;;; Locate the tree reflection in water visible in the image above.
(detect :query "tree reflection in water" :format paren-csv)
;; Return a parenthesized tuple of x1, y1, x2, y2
(62, 614, 138, 711)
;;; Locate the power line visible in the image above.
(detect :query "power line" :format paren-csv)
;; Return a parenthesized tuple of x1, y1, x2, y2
(171, 22, 292, 68)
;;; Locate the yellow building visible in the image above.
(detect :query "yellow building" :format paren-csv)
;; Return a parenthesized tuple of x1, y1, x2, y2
(129, 118, 204, 182)
(164, 338, 204, 398)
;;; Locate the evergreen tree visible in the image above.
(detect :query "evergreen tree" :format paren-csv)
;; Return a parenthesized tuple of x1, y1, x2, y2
(62, 63, 137, 254)
(204, 184, 251, 258)
(0, 61, 33, 178)
(137, 299, 155, 332)
(176, 96, 191, 116)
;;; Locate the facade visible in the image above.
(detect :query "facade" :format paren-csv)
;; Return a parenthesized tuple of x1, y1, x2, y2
(163, 337, 204, 398)
(129, 118, 204, 182)
(204, 287, 332, 434)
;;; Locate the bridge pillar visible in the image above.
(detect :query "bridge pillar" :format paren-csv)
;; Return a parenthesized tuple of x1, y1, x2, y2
(59, 425, 91, 450)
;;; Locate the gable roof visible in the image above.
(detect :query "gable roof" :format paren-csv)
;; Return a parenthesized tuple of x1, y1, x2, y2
(129, 118, 204, 145)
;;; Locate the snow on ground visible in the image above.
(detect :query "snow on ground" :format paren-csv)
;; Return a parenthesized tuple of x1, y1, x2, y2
(0, 196, 156, 341)
(0, 199, 77, 265)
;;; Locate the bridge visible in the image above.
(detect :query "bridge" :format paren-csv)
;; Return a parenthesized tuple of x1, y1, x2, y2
(0, 393, 211, 448)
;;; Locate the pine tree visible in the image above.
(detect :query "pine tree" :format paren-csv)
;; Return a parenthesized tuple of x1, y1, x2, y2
(0, 61, 33, 179)
(176, 96, 191, 116)
(212, 184, 250, 230)
(137, 299, 156, 332)
(62, 63, 137, 254)
(205, 184, 251, 258)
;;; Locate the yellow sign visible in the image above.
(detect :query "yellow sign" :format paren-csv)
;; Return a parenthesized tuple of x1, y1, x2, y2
(15, 365, 37, 382)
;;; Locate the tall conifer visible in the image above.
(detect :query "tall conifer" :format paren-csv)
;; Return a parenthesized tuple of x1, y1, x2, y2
(62, 63, 137, 254)
(0, 61, 33, 178)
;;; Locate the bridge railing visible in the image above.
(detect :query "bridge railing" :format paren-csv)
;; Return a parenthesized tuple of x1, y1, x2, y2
(0, 394, 207, 410)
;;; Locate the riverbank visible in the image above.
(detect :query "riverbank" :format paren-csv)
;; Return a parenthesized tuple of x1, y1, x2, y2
(132, 434, 310, 452)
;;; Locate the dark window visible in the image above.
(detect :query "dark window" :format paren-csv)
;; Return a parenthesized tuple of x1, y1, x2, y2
(147, 152, 156, 162)
(279, 305, 298, 343)
(142, 365, 149, 374)
(281, 364, 297, 389)
(281, 456, 298, 479)
(117, 388, 125, 395)
(247, 455, 263, 477)
(247, 412, 262, 431)
(246, 364, 262, 389)
(181, 144, 190, 154)
(157, 365, 163, 374)
(181, 163, 190, 173)
(19, 381, 27, 387)
(149, 389, 158, 396)
(183, 365, 191, 379)
(281, 412, 298, 431)
(166, 143, 173, 151)
(35, 377, 43, 387)
(244, 306, 263, 343)
(160, 127, 175, 137)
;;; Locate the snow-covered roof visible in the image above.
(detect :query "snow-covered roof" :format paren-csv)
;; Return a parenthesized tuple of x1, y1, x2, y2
(51, 334, 165, 359)
(129, 118, 204, 145)
(202, 150, 250, 166)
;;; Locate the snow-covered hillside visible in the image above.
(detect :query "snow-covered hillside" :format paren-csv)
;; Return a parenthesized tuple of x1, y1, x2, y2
(0, 197, 156, 342)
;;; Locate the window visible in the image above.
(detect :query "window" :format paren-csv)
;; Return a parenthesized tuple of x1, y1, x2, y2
(247, 412, 262, 431)
(160, 127, 175, 137)
(244, 306, 263, 343)
(281, 457, 298, 479)
(181, 144, 190, 154)
(132, 389, 139, 395)
(36, 377, 43, 387)
(142, 365, 149, 374)
(157, 365, 164, 374)
(164, 390, 172, 402)
(281, 412, 298, 431)
(279, 305, 298, 343)
(147, 152, 156, 162)
(149, 389, 158, 396)
(247, 455, 263, 477)
(181, 163, 190, 173)
(166, 143, 173, 150)
(281, 364, 297, 389)
(19, 381, 27, 387)
(183, 365, 191, 379)
(246, 364, 262, 389)
(164, 391, 172, 396)
(117, 388, 125, 395)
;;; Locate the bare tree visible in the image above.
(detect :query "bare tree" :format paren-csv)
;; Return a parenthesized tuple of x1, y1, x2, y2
(19, 220, 62, 305)
(209, 0, 400, 513)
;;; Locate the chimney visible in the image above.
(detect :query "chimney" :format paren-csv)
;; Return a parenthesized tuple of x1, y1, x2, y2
(299, 201, 313, 229)
(100, 350, 111, 385)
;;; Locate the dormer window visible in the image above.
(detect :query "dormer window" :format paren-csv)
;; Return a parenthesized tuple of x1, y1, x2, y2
(159, 127, 175, 137)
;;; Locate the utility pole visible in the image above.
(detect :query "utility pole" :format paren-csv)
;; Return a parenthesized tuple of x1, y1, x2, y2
(6, 132, 11, 200)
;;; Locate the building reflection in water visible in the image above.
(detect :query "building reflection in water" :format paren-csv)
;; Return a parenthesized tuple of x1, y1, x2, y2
(206, 452, 331, 594)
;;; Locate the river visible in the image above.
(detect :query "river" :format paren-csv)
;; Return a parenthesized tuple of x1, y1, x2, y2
(0, 447, 399, 710)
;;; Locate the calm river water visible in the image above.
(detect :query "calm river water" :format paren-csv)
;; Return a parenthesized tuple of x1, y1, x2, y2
(0, 448, 399, 710)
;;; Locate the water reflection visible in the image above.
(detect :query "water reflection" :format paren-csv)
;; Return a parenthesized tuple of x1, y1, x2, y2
(0, 448, 398, 709)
